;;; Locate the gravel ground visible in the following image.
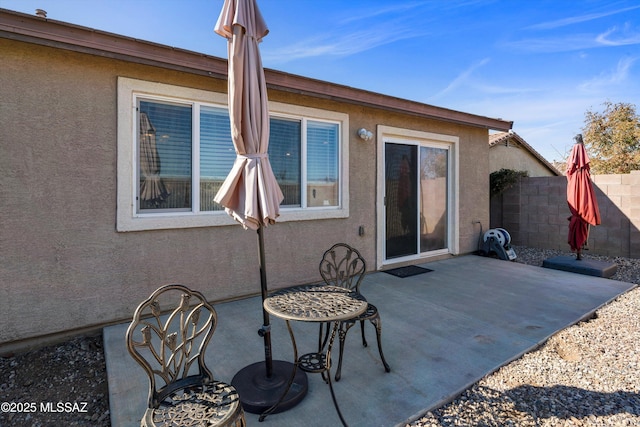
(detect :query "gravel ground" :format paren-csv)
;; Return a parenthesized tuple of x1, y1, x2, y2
(0, 334, 109, 426)
(1, 246, 638, 427)
(409, 246, 640, 427)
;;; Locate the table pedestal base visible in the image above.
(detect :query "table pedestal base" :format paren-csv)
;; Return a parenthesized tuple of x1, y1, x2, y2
(299, 352, 329, 373)
(231, 360, 308, 414)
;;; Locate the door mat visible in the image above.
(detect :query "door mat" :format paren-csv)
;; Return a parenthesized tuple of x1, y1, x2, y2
(383, 265, 433, 278)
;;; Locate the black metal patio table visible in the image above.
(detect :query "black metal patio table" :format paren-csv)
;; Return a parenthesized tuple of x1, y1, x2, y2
(260, 284, 368, 426)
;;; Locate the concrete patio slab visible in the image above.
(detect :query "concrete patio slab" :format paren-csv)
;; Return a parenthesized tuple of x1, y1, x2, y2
(104, 255, 635, 427)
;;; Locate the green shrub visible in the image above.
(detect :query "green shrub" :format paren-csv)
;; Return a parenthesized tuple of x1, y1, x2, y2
(490, 168, 528, 197)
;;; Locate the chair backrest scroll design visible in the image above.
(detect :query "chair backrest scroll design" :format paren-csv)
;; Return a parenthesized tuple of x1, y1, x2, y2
(126, 284, 217, 409)
(319, 243, 367, 292)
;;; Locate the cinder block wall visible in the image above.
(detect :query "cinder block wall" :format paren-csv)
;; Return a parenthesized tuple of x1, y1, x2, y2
(491, 171, 640, 258)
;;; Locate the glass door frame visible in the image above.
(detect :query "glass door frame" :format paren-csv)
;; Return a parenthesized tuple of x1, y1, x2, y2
(376, 125, 459, 268)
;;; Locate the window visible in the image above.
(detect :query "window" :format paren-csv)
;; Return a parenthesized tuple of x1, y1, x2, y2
(268, 117, 340, 208)
(117, 77, 349, 231)
(137, 101, 233, 213)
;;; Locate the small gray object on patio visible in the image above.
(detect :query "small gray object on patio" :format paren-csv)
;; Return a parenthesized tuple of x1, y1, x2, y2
(542, 255, 617, 278)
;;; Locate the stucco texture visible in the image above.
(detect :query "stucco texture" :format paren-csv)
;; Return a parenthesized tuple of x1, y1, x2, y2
(490, 144, 557, 177)
(1, 38, 491, 346)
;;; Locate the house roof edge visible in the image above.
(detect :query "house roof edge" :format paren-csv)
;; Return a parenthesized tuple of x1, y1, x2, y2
(0, 8, 513, 131)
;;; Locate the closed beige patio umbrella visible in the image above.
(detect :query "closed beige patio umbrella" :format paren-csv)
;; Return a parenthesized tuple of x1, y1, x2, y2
(214, 0, 307, 415)
(139, 113, 169, 207)
(214, 0, 283, 229)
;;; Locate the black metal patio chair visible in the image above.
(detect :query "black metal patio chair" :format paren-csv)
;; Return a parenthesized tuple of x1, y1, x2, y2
(126, 284, 246, 427)
(318, 243, 391, 381)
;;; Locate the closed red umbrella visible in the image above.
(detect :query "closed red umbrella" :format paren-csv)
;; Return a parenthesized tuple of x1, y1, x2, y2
(566, 134, 601, 259)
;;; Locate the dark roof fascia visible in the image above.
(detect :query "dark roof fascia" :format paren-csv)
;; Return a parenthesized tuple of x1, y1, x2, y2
(0, 8, 228, 79)
(265, 69, 512, 130)
(0, 8, 513, 131)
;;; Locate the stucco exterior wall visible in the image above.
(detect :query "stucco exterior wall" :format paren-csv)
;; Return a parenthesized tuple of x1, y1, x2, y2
(1, 38, 491, 347)
(490, 144, 557, 177)
(460, 128, 492, 254)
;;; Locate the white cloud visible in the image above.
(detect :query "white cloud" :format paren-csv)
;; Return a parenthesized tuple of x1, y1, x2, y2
(263, 26, 426, 62)
(502, 34, 602, 53)
(262, 1, 436, 64)
(429, 58, 491, 101)
(595, 23, 640, 46)
(444, 89, 609, 162)
(507, 8, 640, 54)
(525, 5, 640, 30)
(579, 56, 637, 91)
(338, 1, 429, 25)
(502, 25, 640, 53)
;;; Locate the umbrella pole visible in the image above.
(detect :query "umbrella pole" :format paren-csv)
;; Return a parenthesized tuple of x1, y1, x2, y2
(231, 225, 308, 415)
(257, 225, 274, 378)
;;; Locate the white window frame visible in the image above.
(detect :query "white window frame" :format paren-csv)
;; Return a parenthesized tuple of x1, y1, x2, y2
(117, 77, 349, 232)
(376, 125, 459, 268)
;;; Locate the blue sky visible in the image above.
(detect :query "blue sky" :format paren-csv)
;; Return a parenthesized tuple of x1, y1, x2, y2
(3, 0, 639, 163)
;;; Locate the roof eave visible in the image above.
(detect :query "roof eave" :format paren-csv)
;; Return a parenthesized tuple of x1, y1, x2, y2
(0, 8, 513, 131)
(265, 68, 513, 131)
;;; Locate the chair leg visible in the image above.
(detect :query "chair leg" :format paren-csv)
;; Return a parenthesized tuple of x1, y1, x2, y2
(359, 319, 368, 347)
(334, 320, 356, 382)
(370, 315, 391, 373)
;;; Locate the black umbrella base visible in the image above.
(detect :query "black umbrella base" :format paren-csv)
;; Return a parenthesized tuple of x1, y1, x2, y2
(542, 255, 617, 278)
(232, 360, 308, 414)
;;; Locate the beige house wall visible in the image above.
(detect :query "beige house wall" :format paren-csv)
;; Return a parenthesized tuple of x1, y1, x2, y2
(1, 38, 493, 348)
(490, 144, 557, 177)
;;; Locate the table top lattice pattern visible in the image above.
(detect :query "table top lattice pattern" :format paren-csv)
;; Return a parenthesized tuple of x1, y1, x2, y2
(264, 285, 367, 322)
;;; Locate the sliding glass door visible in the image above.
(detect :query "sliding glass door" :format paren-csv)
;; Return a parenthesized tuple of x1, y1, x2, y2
(384, 142, 449, 260)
